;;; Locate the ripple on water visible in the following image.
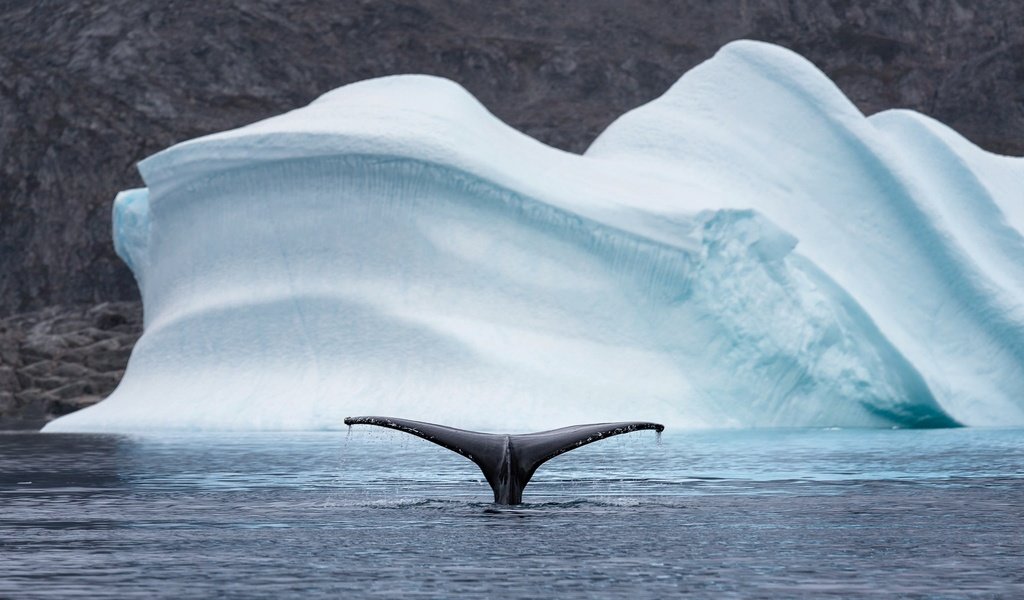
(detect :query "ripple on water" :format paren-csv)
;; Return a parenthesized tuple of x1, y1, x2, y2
(1, 428, 1022, 598)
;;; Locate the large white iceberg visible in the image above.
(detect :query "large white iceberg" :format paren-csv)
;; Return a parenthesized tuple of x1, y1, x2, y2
(45, 41, 1024, 432)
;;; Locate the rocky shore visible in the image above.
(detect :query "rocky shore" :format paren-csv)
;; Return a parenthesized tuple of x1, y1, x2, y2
(0, 302, 141, 430)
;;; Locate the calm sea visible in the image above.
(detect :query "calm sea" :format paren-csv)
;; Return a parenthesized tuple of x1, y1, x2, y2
(2, 428, 1022, 597)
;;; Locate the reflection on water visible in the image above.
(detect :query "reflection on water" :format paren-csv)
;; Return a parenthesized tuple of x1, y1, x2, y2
(1, 428, 1022, 597)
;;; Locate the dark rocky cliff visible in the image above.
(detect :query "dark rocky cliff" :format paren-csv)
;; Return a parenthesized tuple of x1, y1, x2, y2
(1, 0, 1022, 314)
(0, 1, 1022, 426)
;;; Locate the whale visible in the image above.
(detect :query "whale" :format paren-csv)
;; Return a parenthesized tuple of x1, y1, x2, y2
(344, 416, 665, 504)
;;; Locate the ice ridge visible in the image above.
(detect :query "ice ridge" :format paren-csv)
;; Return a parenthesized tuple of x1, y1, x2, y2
(44, 40, 1023, 432)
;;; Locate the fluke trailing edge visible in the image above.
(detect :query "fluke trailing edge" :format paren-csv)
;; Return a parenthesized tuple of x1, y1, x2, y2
(344, 416, 664, 505)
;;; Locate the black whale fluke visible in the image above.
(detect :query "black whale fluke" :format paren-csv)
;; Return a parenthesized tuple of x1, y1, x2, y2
(344, 416, 665, 505)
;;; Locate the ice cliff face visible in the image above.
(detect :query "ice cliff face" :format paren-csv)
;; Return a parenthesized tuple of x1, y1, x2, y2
(45, 41, 1024, 432)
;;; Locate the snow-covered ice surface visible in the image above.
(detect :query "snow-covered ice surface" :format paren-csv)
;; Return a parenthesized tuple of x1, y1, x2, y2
(45, 41, 1024, 432)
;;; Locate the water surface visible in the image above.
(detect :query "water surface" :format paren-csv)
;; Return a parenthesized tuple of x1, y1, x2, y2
(2, 428, 1022, 597)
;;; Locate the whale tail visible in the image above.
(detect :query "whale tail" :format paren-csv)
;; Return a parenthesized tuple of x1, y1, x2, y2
(344, 416, 665, 505)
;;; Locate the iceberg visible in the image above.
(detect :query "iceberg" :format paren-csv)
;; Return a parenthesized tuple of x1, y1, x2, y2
(45, 40, 1024, 432)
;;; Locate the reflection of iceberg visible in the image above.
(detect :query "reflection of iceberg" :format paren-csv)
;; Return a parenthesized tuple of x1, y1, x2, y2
(45, 40, 1024, 432)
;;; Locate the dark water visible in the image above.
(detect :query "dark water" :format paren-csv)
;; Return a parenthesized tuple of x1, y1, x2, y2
(1, 428, 1022, 598)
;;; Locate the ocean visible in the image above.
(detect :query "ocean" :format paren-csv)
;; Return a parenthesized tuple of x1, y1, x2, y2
(2, 427, 1022, 597)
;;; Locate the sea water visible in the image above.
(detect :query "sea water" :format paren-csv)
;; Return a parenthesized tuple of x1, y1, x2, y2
(2, 428, 1022, 597)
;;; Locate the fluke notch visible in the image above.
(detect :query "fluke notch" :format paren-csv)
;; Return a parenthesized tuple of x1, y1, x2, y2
(344, 416, 664, 505)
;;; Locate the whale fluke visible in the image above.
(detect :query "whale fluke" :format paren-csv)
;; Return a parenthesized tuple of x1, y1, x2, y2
(344, 416, 665, 505)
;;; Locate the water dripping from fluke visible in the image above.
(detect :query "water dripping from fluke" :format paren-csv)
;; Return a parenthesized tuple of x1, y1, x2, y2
(343, 416, 665, 505)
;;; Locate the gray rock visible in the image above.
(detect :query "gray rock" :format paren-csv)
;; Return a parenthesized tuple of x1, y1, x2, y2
(50, 381, 91, 400)
(0, 365, 19, 392)
(51, 362, 91, 379)
(0, 302, 142, 428)
(19, 360, 54, 378)
(47, 395, 103, 418)
(83, 347, 133, 373)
